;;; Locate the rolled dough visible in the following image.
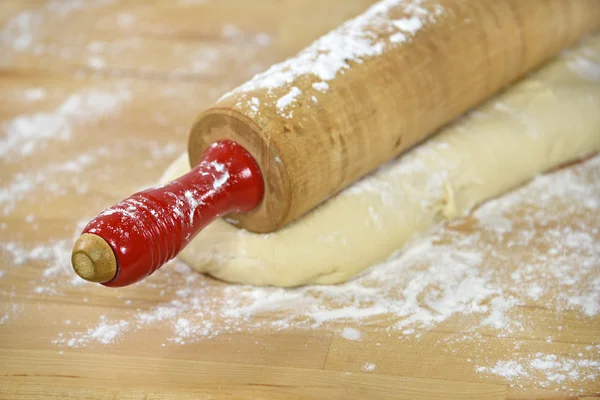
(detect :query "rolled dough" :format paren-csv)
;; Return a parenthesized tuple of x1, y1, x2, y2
(161, 36, 600, 287)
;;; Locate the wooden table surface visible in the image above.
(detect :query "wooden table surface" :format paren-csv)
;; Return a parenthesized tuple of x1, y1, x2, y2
(1, 1, 599, 399)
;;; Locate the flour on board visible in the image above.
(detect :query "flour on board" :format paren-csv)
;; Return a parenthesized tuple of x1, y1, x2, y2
(362, 363, 376, 372)
(2, 155, 599, 390)
(476, 354, 600, 387)
(4, 155, 592, 390)
(341, 327, 362, 341)
(0, 89, 131, 160)
(312, 81, 329, 92)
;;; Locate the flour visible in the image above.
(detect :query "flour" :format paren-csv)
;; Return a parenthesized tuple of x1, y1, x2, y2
(23, 88, 47, 101)
(362, 362, 376, 372)
(87, 55, 106, 69)
(179, 162, 230, 221)
(476, 354, 600, 388)
(54, 317, 129, 347)
(341, 327, 362, 341)
(221, 0, 444, 118)
(212, 168, 230, 190)
(0, 11, 41, 51)
(393, 16, 423, 34)
(485, 360, 526, 379)
(276, 86, 302, 118)
(1, 113, 72, 159)
(0, 88, 133, 215)
(1, 240, 71, 272)
(247, 97, 261, 117)
(567, 52, 600, 82)
(184, 191, 202, 224)
(116, 12, 135, 28)
(0, 89, 131, 160)
(312, 81, 329, 92)
(1, 0, 113, 54)
(389, 32, 407, 44)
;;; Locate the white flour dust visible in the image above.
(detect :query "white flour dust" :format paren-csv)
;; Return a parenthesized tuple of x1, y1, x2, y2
(341, 327, 362, 341)
(362, 362, 376, 372)
(476, 353, 600, 388)
(0, 0, 114, 58)
(0, 89, 131, 159)
(0, 88, 134, 215)
(224, 0, 444, 118)
(56, 317, 130, 347)
(276, 86, 302, 118)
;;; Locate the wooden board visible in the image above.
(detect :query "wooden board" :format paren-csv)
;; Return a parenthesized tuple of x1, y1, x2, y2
(0, 1, 598, 399)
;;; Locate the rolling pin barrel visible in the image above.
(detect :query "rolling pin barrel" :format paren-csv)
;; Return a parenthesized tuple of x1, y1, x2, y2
(73, 0, 600, 286)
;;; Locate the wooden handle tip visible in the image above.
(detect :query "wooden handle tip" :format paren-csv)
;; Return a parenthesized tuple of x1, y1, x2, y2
(71, 233, 117, 283)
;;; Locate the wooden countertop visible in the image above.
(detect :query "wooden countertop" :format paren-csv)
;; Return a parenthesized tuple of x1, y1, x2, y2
(0, 1, 598, 399)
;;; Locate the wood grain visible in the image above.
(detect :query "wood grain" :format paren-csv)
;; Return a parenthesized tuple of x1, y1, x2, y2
(0, 349, 508, 400)
(0, 1, 599, 399)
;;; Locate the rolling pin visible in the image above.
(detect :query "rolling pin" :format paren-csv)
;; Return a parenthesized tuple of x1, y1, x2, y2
(72, 0, 600, 287)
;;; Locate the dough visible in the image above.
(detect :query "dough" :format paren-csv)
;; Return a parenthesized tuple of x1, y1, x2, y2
(161, 36, 600, 287)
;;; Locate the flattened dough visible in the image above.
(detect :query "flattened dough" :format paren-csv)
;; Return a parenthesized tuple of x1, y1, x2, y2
(161, 36, 600, 287)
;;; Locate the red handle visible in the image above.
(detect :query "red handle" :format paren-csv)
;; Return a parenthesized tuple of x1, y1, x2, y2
(80, 140, 264, 287)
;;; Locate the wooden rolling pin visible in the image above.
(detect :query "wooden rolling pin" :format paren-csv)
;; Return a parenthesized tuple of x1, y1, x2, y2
(72, 0, 600, 287)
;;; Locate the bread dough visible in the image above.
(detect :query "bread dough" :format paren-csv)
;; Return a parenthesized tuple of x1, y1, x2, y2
(161, 36, 600, 287)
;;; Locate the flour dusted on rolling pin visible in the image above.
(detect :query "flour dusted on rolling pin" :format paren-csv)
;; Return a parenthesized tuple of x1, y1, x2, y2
(189, 0, 600, 233)
(218, 0, 444, 119)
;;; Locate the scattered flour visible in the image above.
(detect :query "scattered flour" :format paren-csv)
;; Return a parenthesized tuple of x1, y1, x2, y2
(87, 55, 106, 69)
(225, 0, 444, 118)
(486, 360, 526, 379)
(312, 81, 329, 92)
(0, 87, 137, 216)
(568, 56, 600, 82)
(23, 88, 47, 101)
(393, 16, 423, 34)
(0, 10, 42, 52)
(247, 97, 261, 117)
(341, 327, 362, 341)
(362, 362, 376, 372)
(476, 354, 600, 388)
(1, 240, 71, 273)
(0, 89, 131, 159)
(54, 317, 129, 347)
(276, 86, 302, 118)
(0, 0, 114, 55)
(208, 161, 230, 190)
